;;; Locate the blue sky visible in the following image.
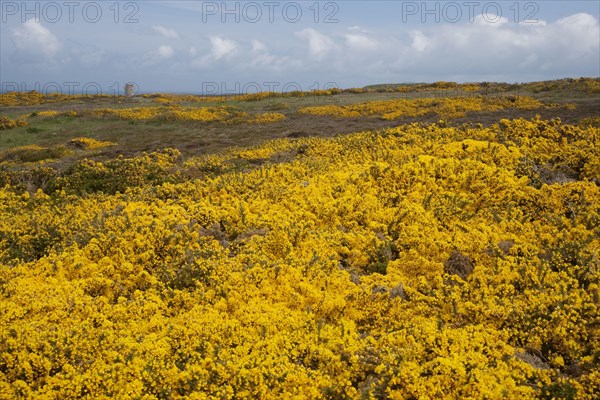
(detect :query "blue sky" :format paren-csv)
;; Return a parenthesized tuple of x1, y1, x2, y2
(1, 1, 599, 94)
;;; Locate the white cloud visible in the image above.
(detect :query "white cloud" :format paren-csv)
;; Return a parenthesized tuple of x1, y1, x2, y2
(295, 28, 336, 60)
(183, 12, 598, 81)
(190, 35, 238, 68)
(3, 10, 598, 90)
(556, 12, 596, 27)
(473, 13, 509, 26)
(553, 13, 599, 53)
(11, 19, 61, 60)
(136, 44, 175, 66)
(251, 40, 268, 53)
(348, 26, 373, 34)
(152, 26, 179, 40)
(157, 45, 174, 59)
(410, 31, 431, 53)
(209, 36, 237, 60)
(344, 33, 378, 51)
(388, 12, 600, 81)
(248, 39, 294, 71)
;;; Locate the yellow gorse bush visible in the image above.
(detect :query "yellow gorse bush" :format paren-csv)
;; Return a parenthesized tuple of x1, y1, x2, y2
(145, 89, 342, 104)
(0, 116, 29, 130)
(31, 106, 286, 124)
(580, 116, 600, 128)
(0, 91, 48, 106)
(299, 96, 548, 120)
(0, 91, 113, 106)
(68, 137, 117, 150)
(86, 106, 165, 120)
(0, 144, 47, 159)
(34, 111, 59, 118)
(0, 144, 73, 164)
(0, 137, 117, 164)
(247, 112, 286, 124)
(0, 117, 598, 398)
(56, 106, 232, 122)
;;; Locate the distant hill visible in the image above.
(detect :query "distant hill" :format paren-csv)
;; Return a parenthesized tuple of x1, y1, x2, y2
(362, 77, 600, 94)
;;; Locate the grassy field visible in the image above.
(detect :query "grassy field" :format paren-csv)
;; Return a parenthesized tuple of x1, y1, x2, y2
(1, 79, 598, 158)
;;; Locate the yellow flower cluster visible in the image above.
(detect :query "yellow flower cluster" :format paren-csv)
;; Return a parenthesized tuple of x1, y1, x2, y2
(0, 144, 71, 164)
(159, 108, 232, 122)
(146, 89, 342, 104)
(364, 78, 600, 95)
(299, 96, 548, 120)
(236, 92, 274, 101)
(584, 79, 600, 94)
(247, 112, 286, 124)
(85, 107, 164, 120)
(64, 106, 231, 122)
(33, 106, 286, 124)
(0, 116, 29, 130)
(523, 77, 600, 94)
(17, 110, 63, 120)
(35, 111, 60, 118)
(1, 144, 46, 159)
(0, 91, 48, 106)
(0, 117, 598, 398)
(580, 116, 600, 128)
(144, 93, 228, 104)
(68, 137, 117, 150)
(0, 92, 112, 106)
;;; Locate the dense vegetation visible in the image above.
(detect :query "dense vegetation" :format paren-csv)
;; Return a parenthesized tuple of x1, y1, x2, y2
(0, 107, 598, 398)
(1, 78, 598, 108)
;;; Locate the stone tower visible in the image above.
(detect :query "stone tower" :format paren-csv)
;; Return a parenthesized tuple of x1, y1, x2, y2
(124, 83, 136, 97)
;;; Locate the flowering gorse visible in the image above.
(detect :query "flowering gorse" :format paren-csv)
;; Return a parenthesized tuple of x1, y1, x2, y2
(299, 96, 553, 120)
(0, 117, 598, 398)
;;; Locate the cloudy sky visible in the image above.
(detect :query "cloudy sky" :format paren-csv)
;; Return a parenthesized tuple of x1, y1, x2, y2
(1, 1, 599, 94)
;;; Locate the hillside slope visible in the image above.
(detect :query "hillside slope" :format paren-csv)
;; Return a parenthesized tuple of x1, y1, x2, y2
(0, 117, 599, 398)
